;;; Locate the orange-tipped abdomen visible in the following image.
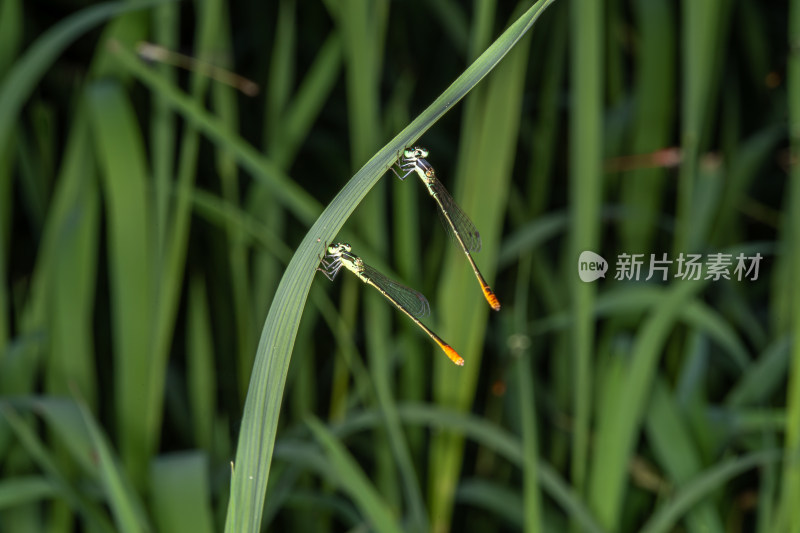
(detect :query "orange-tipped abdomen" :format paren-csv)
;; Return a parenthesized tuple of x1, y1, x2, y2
(483, 285, 501, 311)
(442, 344, 465, 366)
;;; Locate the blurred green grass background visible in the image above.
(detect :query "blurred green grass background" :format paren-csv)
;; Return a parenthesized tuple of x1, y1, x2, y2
(0, 0, 797, 532)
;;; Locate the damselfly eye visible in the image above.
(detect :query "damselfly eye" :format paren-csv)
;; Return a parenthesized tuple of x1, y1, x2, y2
(414, 147, 429, 158)
(403, 148, 415, 158)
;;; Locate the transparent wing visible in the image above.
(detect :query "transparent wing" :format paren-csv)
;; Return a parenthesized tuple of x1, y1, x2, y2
(429, 179, 482, 253)
(360, 264, 431, 318)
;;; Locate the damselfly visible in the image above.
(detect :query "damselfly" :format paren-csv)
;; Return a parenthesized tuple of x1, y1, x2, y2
(318, 243, 464, 366)
(393, 147, 501, 311)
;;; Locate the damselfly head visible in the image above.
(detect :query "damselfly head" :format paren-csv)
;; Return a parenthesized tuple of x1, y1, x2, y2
(327, 242, 352, 255)
(404, 146, 429, 159)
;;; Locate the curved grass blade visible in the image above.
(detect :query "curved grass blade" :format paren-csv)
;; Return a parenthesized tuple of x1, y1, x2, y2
(306, 417, 404, 533)
(0, 476, 57, 509)
(75, 400, 152, 533)
(0, 403, 117, 532)
(588, 280, 709, 531)
(88, 81, 154, 488)
(1, 397, 147, 532)
(109, 41, 321, 225)
(639, 450, 780, 533)
(275, 403, 607, 533)
(224, 1, 559, 531)
(456, 480, 523, 528)
(0, 0, 174, 153)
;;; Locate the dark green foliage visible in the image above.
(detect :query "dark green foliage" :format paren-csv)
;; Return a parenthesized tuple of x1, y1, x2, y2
(0, 0, 796, 532)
